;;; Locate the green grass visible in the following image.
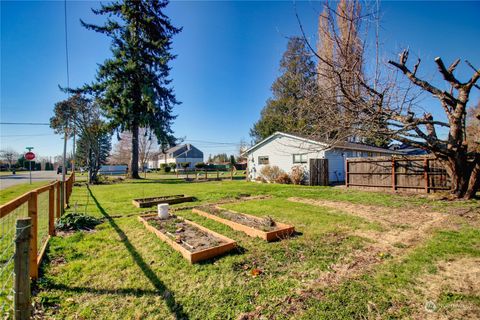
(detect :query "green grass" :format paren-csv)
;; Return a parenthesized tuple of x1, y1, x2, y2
(0, 180, 51, 204)
(33, 179, 479, 319)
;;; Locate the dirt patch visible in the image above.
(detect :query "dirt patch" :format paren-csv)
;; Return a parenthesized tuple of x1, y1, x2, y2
(243, 198, 460, 319)
(198, 206, 278, 232)
(143, 215, 226, 253)
(411, 257, 480, 320)
(288, 197, 453, 252)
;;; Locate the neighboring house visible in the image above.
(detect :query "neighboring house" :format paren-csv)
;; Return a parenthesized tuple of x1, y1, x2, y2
(148, 144, 204, 169)
(244, 132, 402, 184)
(389, 143, 428, 155)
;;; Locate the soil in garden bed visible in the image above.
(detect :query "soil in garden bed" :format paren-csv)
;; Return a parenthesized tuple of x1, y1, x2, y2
(143, 215, 226, 252)
(198, 206, 278, 232)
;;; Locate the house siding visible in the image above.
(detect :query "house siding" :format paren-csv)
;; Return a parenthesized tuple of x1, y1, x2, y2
(246, 133, 398, 183)
(147, 144, 204, 169)
(247, 135, 325, 181)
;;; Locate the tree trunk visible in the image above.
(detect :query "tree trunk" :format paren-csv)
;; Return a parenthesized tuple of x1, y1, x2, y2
(88, 147, 94, 184)
(465, 157, 480, 200)
(443, 153, 479, 199)
(129, 121, 141, 179)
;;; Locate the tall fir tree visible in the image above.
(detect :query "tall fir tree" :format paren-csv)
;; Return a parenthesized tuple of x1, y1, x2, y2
(76, 0, 181, 178)
(250, 37, 317, 142)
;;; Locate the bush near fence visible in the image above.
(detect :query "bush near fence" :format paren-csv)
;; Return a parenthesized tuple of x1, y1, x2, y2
(345, 155, 450, 193)
(0, 173, 74, 317)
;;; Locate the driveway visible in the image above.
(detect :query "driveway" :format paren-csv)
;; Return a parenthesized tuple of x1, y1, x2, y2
(0, 171, 60, 190)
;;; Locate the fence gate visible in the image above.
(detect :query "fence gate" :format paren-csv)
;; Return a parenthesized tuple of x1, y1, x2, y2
(309, 159, 329, 186)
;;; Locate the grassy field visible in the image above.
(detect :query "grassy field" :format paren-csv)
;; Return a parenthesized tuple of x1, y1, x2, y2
(0, 180, 52, 204)
(33, 178, 479, 319)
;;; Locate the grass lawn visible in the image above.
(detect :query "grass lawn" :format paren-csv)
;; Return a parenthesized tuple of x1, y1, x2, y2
(0, 180, 52, 204)
(34, 179, 479, 319)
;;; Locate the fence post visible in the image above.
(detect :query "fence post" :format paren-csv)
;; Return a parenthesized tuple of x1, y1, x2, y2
(345, 158, 349, 187)
(48, 185, 55, 236)
(14, 217, 31, 320)
(27, 192, 38, 279)
(391, 158, 397, 191)
(424, 158, 429, 193)
(217, 170, 219, 180)
(56, 181, 61, 219)
(205, 170, 208, 180)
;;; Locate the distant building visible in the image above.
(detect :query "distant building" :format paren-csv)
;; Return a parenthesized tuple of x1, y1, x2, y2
(148, 144, 204, 169)
(244, 132, 402, 183)
(389, 143, 428, 155)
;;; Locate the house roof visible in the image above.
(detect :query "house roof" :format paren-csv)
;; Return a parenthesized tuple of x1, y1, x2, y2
(165, 144, 189, 154)
(160, 144, 203, 159)
(244, 132, 404, 155)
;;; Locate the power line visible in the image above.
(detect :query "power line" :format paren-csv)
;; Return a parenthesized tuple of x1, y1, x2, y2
(0, 134, 55, 137)
(0, 122, 50, 126)
(64, 0, 70, 90)
(184, 139, 240, 145)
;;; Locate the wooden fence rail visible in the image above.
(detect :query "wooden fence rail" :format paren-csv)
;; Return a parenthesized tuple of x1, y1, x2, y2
(0, 173, 75, 318)
(0, 173, 74, 279)
(345, 156, 450, 193)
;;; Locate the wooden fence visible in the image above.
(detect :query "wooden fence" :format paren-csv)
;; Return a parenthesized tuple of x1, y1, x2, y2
(0, 173, 74, 317)
(345, 156, 450, 193)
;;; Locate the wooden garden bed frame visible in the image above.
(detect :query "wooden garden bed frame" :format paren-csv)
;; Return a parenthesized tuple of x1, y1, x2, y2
(192, 206, 295, 242)
(138, 214, 236, 263)
(132, 194, 195, 208)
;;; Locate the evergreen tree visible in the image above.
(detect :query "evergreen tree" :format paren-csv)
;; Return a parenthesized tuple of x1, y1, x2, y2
(250, 37, 317, 142)
(76, 0, 181, 178)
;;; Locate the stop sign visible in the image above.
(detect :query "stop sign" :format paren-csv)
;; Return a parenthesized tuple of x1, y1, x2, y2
(25, 152, 35, 161)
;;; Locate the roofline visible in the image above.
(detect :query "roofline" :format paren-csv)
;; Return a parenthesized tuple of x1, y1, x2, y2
(243, 131, 404, 155)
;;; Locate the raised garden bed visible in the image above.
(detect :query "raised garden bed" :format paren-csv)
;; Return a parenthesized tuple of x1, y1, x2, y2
(192, 206, 295, 242)
(132, 194, 195, 208)
(138, 214, 236, 263)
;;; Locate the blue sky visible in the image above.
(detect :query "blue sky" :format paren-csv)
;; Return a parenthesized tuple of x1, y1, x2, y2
(1, 0, 479, 159)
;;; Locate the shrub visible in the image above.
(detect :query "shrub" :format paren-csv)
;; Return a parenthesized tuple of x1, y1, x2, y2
(180, 162, 191, 169)
(56, 213, 101, 231)
(290, 165, 306, 185)
(168, 162, 177, 170)
(275, 173, 291, 184)
(160, 163, 168, 170)
(195, 162, 205, 169)
(164, 166, 171, 173)
(259, 165, 285, 183)
(255, 176, 266, 183)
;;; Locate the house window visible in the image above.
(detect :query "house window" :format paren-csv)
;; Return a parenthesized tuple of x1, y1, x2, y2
(293, 154, 307, 164)
(258, 156, 269, 165)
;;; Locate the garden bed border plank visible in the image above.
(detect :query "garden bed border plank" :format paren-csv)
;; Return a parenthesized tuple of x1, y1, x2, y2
(132, 194, 195, 208)
(138, 214, 236, 263)
(192, 206, 295, 242)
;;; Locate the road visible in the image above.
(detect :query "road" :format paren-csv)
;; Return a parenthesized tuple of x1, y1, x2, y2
(0, 171, 60, 190)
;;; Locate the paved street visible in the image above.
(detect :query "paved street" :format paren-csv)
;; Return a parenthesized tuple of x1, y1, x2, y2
(0, 171, 60, 190)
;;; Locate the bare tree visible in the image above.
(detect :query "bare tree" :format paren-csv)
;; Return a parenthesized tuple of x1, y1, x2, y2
(109, 128, 160, 170)
(387, 51, 480, 198)
(295, 1, 479, 198)
(0, 148, 19, 169)
(467, 100, 480, 153)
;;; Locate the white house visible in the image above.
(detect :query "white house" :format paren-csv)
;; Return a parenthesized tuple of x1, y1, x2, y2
(148, 144, 204, 170)
(244, 132, 402, 184)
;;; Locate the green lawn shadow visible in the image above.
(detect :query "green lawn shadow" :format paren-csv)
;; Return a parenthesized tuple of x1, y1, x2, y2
(87, 186, 189, 319)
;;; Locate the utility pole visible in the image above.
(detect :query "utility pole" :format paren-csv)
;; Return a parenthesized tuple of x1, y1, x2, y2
(61, 130, 68, 214)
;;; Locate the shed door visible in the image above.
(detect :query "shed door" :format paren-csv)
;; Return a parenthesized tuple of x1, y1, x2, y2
(309, 159, 329, 186)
